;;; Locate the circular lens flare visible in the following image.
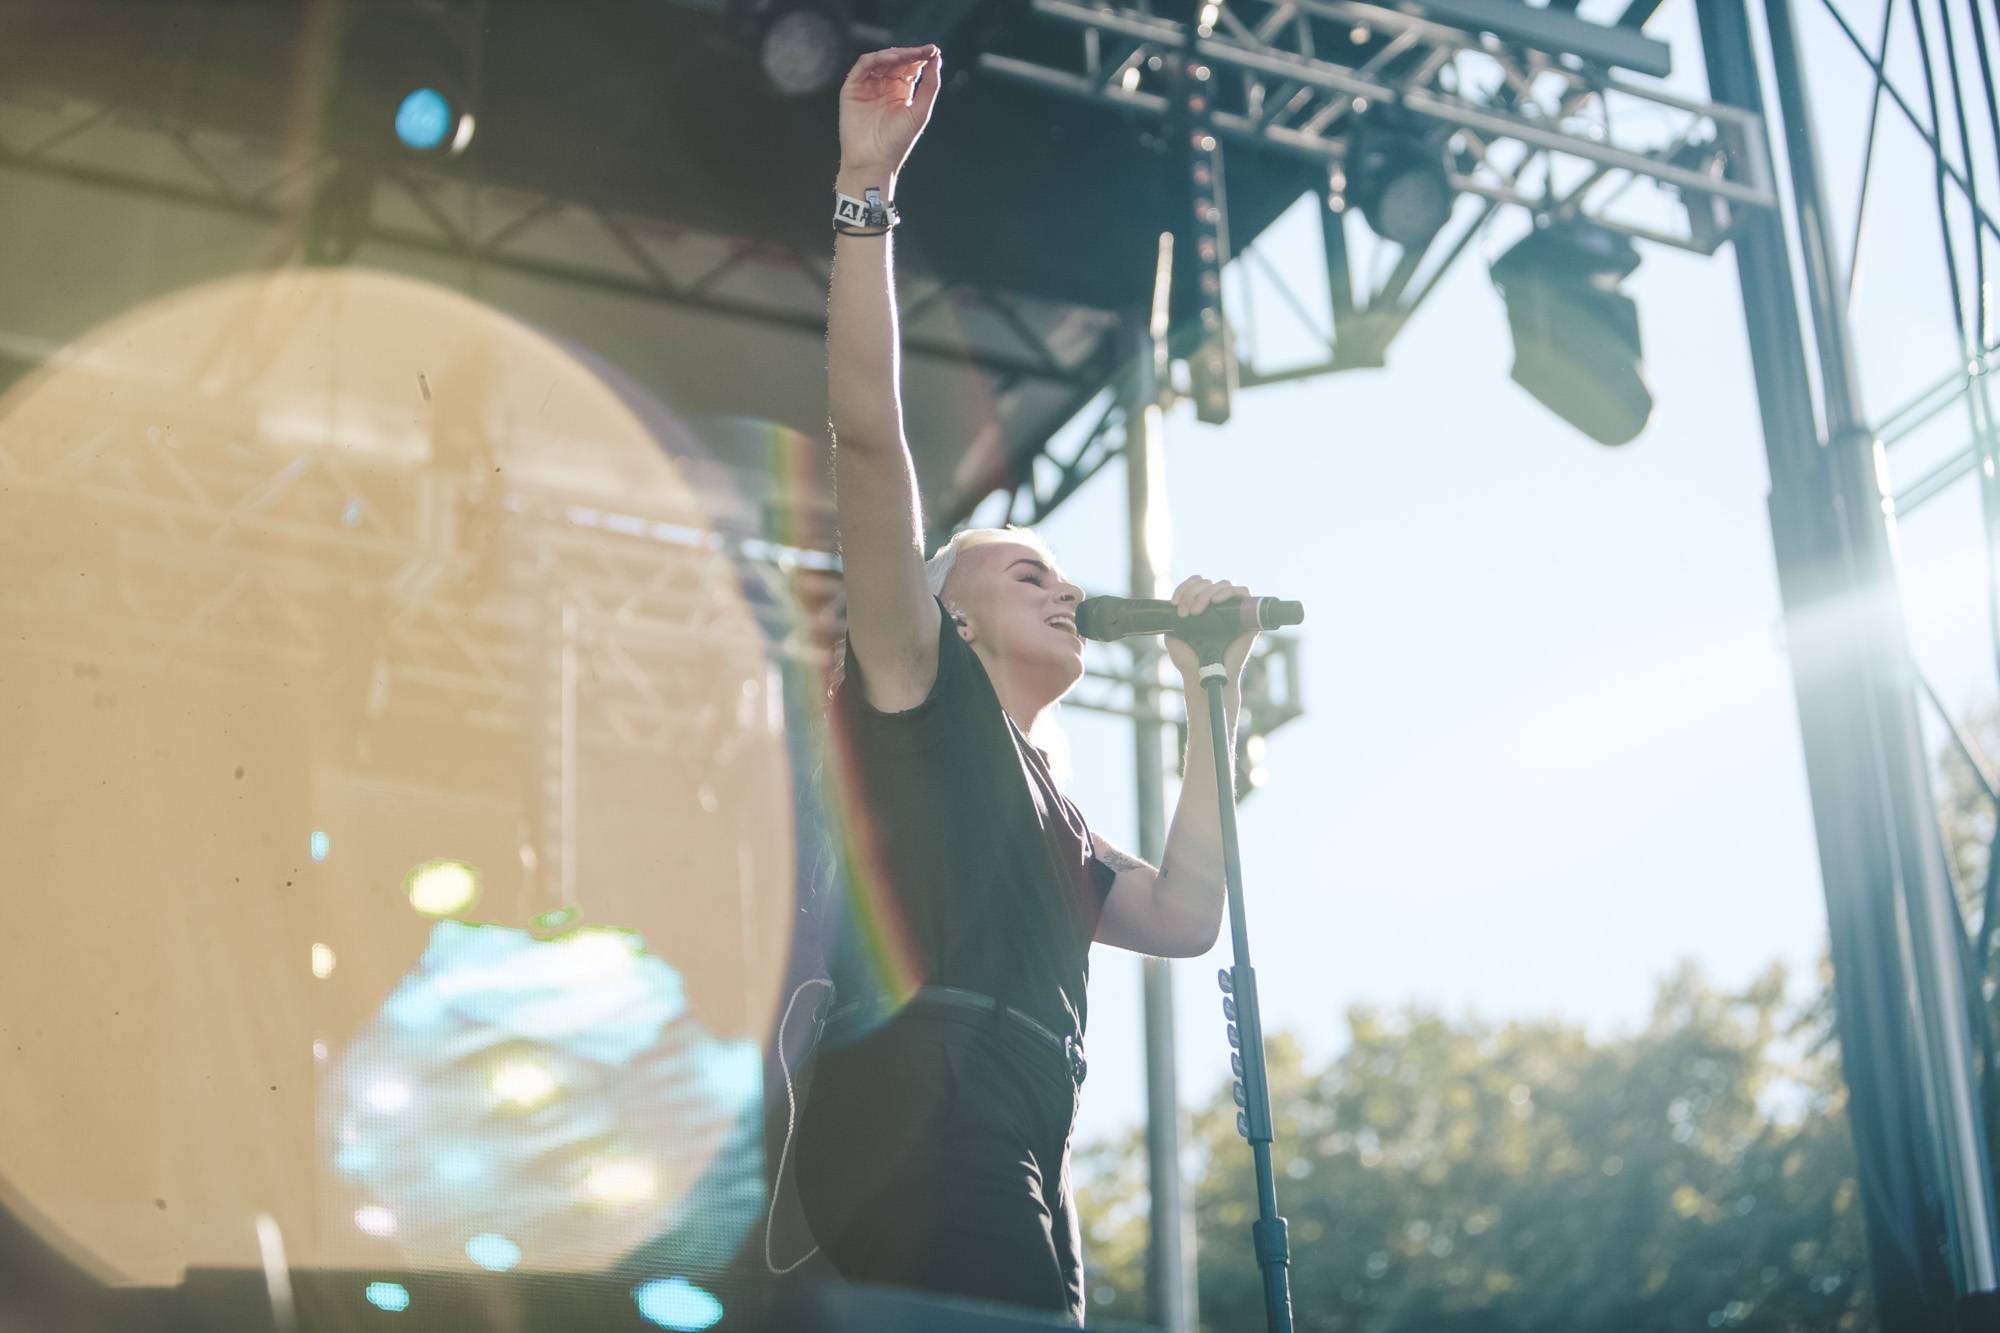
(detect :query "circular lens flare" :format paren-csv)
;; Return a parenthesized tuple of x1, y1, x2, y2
(632, 1277, 724, 1331)
(406, 859, 479, 916)
(490, 1058, 558, 1109)
(354, 1205, 398, 1237)
(395, 88, 453, 151)
(584, 1157, 657, 1205)
(465, 1232, 522, 1272)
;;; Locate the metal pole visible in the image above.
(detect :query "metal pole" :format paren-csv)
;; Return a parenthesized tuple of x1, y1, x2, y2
(1698, 2, 2000, 1326)
(1761, 0, 2000, 1301)
(1198, 668, 1293, 1333)
(1130, 235, 1197, 1333)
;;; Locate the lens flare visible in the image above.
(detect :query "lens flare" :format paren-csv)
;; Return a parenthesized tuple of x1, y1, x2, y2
(584, 1157, 657, 1205)
(465, 1232, 522, 1272)
(365, 1079, 411, 1114)
(394, 89, 453, 152)
(632, 1277, 724, 1331)
(354, 1206, 397, 1237)
(405, 859, 479, 916)
(490, 1058, 558, 1109)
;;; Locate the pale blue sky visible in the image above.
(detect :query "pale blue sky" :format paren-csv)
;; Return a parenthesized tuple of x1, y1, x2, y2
(977, 0, 2000, 1147)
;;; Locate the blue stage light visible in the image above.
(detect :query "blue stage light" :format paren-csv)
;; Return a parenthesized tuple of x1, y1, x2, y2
(632, 1277, 724, 1331)
(466, 1232, 522, 1272)
(395, 89, 453, 152)
(311, 829, 331, 863)
(364, 1281, 411, 1313)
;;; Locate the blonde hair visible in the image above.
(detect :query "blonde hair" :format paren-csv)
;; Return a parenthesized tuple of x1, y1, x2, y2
(925, 525, 1072, 786)
(924, 525, 1060, 603)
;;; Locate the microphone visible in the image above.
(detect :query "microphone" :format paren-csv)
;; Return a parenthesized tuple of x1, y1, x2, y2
(1074, 594, 1304, 643)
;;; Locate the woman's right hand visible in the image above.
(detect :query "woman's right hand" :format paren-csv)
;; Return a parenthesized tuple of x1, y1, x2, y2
(837, 46, 943, 185)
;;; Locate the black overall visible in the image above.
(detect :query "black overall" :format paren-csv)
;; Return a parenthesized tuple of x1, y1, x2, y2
(796, 598, 1115, 1325)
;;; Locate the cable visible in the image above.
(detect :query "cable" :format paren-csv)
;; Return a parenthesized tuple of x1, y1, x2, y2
(1957, 1, 2000, 320)
(1934, 0, 1986, 342)
(763, 975, 834, 1275)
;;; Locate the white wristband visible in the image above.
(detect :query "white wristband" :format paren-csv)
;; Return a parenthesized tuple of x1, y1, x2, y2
(833, 187, 898, 232)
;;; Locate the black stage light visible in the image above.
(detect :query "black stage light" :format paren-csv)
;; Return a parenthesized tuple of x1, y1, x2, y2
(1178, 55, 1235, 425)
(1345, 122, 1454, 249)
(1490, 221, 1653, 446)
(737, 0, 850, 96)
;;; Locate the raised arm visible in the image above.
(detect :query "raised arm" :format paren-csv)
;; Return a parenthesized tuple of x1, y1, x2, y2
(829, 45, 944, 713)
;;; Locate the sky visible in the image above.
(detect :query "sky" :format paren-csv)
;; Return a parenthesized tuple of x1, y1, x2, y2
(961, 0, 2000, 1150)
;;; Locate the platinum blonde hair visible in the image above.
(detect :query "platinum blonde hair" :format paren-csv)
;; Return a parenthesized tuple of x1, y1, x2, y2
(925, 525, 1072, 786)
(924, 525, 1060, 604)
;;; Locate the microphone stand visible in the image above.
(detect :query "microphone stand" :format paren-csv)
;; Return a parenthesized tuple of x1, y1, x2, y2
(1189, 628, 1295, 1333)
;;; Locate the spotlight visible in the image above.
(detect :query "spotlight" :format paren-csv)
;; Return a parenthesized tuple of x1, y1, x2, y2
(333, 7, 478, 159)
(1345, 122, 1454, 249)
(1490, 221, 1653, 446)
(1178, 54, 1235, 425)
(737, 0, 850, 97)
(394, 88, 473, 155)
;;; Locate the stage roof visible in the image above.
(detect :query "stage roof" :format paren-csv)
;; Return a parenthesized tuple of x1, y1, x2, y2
(0, 0, 1321, 531)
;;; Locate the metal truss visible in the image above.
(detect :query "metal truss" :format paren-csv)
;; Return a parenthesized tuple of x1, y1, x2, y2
(1884, 337, 2000, 516)
(1763, 1, 2000, 1305)
(1831, 0, 2000, 977)
(990, 387, 1128, 534)
(1068, 630, 1303, 729)
(0, 366, 843, 772)
(982, 0, 1775, 256)
(1064, 630, 1305, 800)
(0, 82, 1114, 438)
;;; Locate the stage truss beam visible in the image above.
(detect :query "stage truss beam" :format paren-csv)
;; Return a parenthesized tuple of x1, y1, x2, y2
(980, 0, 1775, 257)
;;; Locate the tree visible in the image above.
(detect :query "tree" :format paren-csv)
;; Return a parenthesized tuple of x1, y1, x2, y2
(1076, 965, 1873, 1332)
(1074, 703, 2000, 1330)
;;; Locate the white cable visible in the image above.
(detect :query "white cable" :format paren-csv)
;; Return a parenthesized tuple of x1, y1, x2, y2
(764, 975, 834, 1275)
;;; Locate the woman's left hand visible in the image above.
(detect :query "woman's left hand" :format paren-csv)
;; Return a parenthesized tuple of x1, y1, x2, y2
(1163, 574, 1260, 687)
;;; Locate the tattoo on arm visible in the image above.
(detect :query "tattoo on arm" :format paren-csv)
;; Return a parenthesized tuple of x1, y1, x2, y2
(1097, 843, 1153, 875)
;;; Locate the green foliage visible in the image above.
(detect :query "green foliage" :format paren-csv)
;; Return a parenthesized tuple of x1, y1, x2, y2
(1077, 965, 1873, 1332)
(1072, 703, 2000, 1330)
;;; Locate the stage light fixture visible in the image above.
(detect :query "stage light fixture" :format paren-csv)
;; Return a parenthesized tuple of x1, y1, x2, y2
(737, 0, 849, 97)
(1490, 221, 1654, 446)
(1346, 124, 1455, 249)
(334, 7, 478, 159)
(394, 87, 474, 155)
(1178, 54, 1236, 425)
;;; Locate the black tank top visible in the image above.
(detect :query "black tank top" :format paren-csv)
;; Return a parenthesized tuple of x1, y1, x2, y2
(823, 597, 1116, 1044)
